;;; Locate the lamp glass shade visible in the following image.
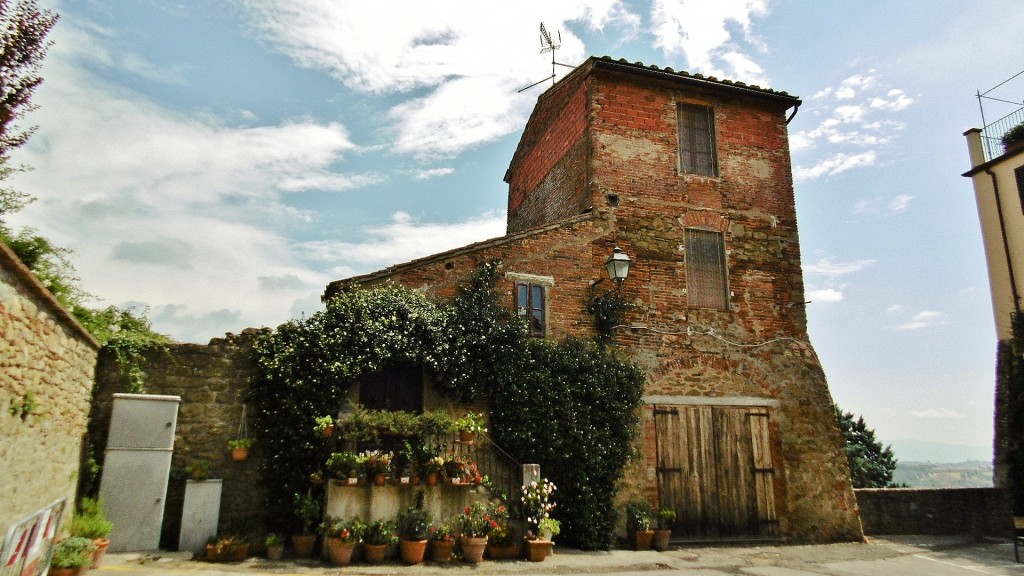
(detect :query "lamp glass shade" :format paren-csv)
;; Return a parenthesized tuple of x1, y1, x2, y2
(605, 247, 631, 284)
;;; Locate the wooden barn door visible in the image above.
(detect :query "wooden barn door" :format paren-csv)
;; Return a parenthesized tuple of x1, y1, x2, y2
(654, 405, 777, 539)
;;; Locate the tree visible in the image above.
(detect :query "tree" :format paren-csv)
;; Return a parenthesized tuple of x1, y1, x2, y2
(834, 405, 898, 488)
(0, 0, 57, 219)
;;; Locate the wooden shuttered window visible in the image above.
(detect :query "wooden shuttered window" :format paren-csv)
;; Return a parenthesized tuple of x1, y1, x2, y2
(678, 104, 718, 177)
(685, 228, 728, 310)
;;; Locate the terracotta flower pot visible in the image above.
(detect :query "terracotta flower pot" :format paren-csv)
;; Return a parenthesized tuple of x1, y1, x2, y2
(363, 543, 387, 564)
(460, 536, 487, 563)
(326, 538, 355, 566)
(265, 543, 284, 560)
(373, 474, 387, 486)
(525, 539, 552, 562)
(290, 534, 316, 558)
(91, 537, 110, 568)
(652, 529, 671, 551)
(459, 430, 476, 443)
(426, 473, 438, 486)
(486, 542, 520, 560)
(399, 539, 428, 564)
(631, 529, 654, 550)
(430, 539, 454, 562)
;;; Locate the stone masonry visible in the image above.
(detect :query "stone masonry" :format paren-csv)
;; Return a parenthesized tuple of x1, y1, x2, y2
(0, 242, 99, 533)
(88, 330, 266, 547)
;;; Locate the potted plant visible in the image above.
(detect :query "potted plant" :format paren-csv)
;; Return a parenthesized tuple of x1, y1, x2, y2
(290, 491, 320, 558)
(428, 520, 456, 563)
(264, 533, 285, 560)
(69, 497, 113, 568)
(361, 450, 393, 486)
(456, 501, 493, 563)
(485, 505, 519, 560)
(227, 438, 253, 461)
(186, 459, 209, 481)
(626, 499, 654, 550)
(362, 519, 397, 564)
(396, 492, 432, 564)
(455, 411, 486, 443)
(49, 537, 95, 576)
(320, 516, 362, 566)
(205, 536, 249, 562)
(424, 455, 445, 486)
(653, 507, 675, 551)
(325, 451, 361, 484)
(314, 415, 334, 438)
(1003, 121, 1024, 154)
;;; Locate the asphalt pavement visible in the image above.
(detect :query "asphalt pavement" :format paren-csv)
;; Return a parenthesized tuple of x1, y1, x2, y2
(95, 535, 1024, 576)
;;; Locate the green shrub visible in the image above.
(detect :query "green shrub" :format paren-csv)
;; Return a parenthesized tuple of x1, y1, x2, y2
(51, 537, 95, 568)
(1003, 122, 1024, 151)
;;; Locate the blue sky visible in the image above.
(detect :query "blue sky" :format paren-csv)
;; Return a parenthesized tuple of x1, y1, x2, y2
(8, 1, 1024, 462)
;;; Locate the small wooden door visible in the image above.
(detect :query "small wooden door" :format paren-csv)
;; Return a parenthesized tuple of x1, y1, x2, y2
(654, 405, 777, 539)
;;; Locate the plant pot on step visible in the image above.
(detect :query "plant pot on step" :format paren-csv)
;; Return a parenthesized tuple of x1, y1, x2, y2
(363, 543, 387, 564)
(652, 529, 671, 551)
(290, 534, 316, 558)
(631, 529, 654, 551)
(430, 539, 454, 562)
(265, 543, 284, 560)
(486, 542, 520, 560)
(91, 538, 110, 568)
(525, 539, 552, 562)
(460, 536, 487, 563)
(399, 539, 428, 564)
(326, 538, 355, 566)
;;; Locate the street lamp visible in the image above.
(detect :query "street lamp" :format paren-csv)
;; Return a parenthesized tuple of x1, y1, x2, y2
(605, 246, 631, 288)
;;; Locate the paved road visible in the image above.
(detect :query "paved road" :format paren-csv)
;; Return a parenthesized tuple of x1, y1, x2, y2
(95, 536, 1024, 576)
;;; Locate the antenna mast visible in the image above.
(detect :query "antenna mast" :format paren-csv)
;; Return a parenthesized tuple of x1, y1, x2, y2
(519, 22, 574, 93)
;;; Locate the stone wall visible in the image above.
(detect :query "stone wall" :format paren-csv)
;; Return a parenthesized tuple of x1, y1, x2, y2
(0, 242, 100, 533)
(89, 330, 265, 548)
(856, 488, 1012, 537)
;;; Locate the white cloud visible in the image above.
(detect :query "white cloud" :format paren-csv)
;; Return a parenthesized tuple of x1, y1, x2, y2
(806, 288, 843, 303)
(910, 408, 965, 419)
(851, 194, 912, 217)
(892, 310, 947, 331)
(889, 194, 912, 214)
(650, 0, 770, 85)
(804, 257, 877, 280)
(792, 71, 912, 182)
(304, 210, 508, 270)
(414, 167, 455, 180)
(794, 151, 877, 182)
(241, 1, 638, 156)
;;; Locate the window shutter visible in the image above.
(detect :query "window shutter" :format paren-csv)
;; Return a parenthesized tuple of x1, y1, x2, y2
(685, 229, 728, 309)
(678, 104, 718, 177)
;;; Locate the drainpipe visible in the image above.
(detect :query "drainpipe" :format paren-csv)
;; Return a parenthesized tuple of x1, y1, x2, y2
(986, 166, 1023, 316)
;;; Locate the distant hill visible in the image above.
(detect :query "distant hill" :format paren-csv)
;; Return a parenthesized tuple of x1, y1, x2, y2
(893, 461, 993, 488)
(888, 439, 991, 463)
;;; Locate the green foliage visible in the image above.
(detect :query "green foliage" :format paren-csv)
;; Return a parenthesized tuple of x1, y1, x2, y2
(363, 519, 397, 545)
(1003, 122, 1024, 151)
(8, 390, 36, 420)
(834, 405, 898, 488)
(396, 491, 431, 540)
(1, 226, 84, 308)
(70, 497, 112, 539)
(292, 491, 321, 535)
(250, 262, 645, 544)
(50, 537, 94, 569)
(625, 499, 652, 531)
(76, 305, 170, 393)
(227, 438, 253, 450)
(1002, 311, 1024, 514)
(491, 338, 645, 549)
(0, 0, 58, 163)
(586, 289, 630, 344)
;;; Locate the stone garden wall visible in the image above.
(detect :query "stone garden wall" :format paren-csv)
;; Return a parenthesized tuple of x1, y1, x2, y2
(89, 330, 266, 548)
(0, 243, 100, 534)
(856, 488, 1012, 537)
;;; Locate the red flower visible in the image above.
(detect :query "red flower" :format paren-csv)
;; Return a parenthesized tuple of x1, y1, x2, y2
(464, 506, 471, 514)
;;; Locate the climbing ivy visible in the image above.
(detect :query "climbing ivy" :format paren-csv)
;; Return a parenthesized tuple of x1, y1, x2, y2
(249, 262, 645, 546)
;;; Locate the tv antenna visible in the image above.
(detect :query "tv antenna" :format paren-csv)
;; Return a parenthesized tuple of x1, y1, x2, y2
(519, 22, 575, 93)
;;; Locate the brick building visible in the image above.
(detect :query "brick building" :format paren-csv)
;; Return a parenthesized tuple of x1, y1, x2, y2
(325, 56, 862, 542)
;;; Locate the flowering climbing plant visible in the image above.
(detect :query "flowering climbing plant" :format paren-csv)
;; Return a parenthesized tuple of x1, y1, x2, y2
(521, 478, 557, 529)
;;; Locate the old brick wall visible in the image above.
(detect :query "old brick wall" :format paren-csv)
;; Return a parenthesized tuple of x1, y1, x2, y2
(89, 330, 266, 547)
(506, 71, 592, 233)
(360, 60, 860, 542)
(856, 488, 1012, 537)
(0, 243, 100, 533)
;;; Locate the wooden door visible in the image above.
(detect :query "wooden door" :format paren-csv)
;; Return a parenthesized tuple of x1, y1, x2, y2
(654, 405, 777, 539)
